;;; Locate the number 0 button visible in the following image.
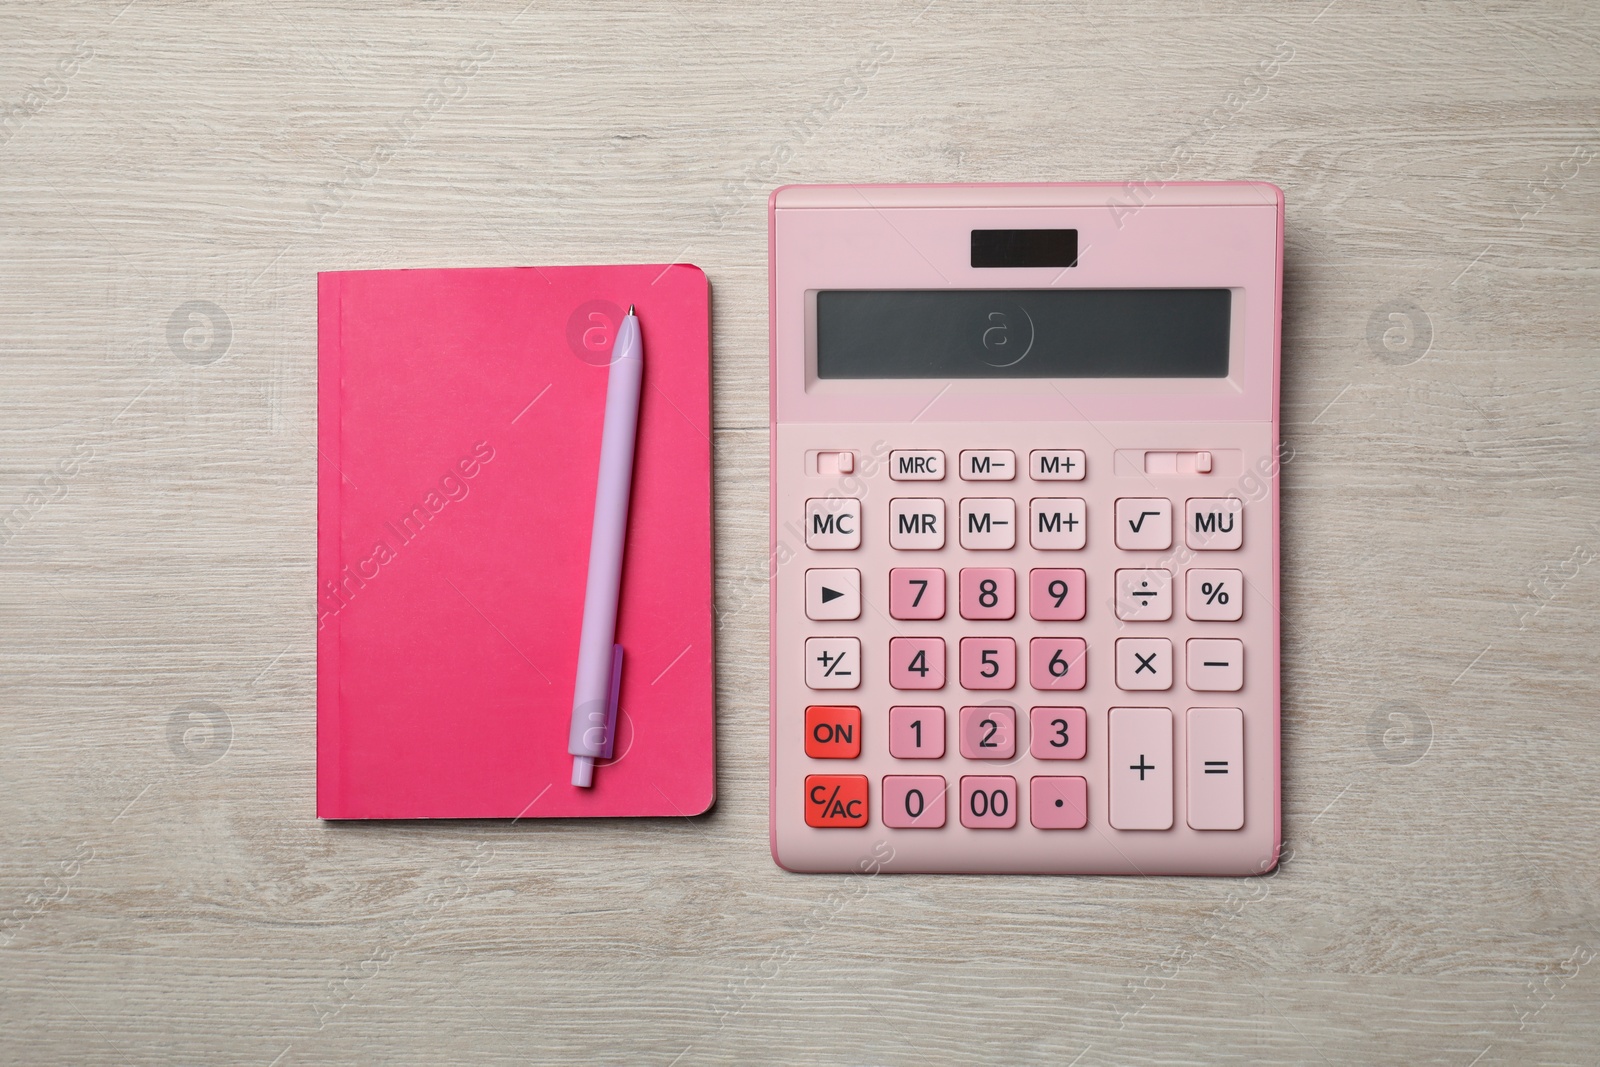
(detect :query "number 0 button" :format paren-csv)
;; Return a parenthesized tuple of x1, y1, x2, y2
(882, 775, 947, 829)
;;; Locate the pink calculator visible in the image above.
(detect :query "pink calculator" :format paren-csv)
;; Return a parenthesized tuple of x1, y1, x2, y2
(768, 183, 1283, 875)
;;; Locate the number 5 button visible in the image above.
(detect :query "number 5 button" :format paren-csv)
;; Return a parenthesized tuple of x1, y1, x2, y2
(960, 637, 1015, 689)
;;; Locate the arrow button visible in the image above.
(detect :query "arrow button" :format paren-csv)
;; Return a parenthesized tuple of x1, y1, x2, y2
(805, 568, 861, 621)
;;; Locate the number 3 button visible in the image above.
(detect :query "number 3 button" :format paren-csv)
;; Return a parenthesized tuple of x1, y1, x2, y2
(1029, 706, 1086, 760)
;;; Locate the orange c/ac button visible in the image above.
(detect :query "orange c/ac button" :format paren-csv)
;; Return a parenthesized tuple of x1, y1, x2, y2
(804, 775, 869, 828)
(805, 705, 862, 758)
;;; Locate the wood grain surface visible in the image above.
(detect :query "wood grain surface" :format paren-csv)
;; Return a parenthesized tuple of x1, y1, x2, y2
(3, 1, 1597, 1063)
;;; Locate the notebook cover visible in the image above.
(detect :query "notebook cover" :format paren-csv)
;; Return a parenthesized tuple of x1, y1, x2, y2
(317, 265, 714, 819)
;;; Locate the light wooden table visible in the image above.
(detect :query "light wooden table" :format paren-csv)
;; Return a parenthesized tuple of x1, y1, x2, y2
(3, 2, 1597, 1063)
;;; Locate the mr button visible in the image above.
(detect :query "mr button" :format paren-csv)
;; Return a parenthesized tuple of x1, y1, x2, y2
(805, 705, 862, 758)
(805, 774, 869, 827)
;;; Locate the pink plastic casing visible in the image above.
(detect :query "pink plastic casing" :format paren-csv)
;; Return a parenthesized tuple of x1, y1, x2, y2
(769, 183, 1283, 874)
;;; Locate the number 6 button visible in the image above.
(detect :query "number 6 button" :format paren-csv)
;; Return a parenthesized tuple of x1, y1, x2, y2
(1030, 638, 1087, 690)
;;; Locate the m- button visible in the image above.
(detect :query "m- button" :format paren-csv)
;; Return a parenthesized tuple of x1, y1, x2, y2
(960, 450, 1015, 481)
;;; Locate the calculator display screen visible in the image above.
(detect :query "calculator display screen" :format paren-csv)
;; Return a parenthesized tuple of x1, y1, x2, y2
(815, 289, 1231, 378)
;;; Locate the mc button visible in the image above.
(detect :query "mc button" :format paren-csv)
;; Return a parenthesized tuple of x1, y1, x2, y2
(805, 774, 869, 827)
(805, 705, 862, 759)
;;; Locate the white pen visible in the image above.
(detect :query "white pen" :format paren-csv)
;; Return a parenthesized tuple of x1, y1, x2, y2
(568, 305, 642, 787)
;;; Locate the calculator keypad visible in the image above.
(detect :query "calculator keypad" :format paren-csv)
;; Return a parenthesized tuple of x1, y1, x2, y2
(781, 432, 1273, 873)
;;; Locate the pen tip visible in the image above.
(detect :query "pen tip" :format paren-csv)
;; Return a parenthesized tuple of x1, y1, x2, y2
(627, 304, 635, 316)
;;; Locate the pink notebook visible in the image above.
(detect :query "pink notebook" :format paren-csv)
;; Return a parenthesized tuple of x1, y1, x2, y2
(317, 264, 714, 819)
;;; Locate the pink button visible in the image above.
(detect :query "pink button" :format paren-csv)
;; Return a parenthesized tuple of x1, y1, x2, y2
(889, 637, 945, 690)
(959, 775, 1018, 829)
(1115, 637, 1172, 691)
(1029, 637, 1087, 690)
(959, 568, 1015, 620)
(889, 568, 945, 620)
(1029, 568, 1086, 621)
(1108, 707, 1172, 830)
(1187, 638, 1243, 692)
(888, 706, 945, 759)
(1030, 776, 1088, 829)
(1187, 707, 1244, 830)
(1029, 706, 1087, 760)
(958, 705, 1016, 759)
(959, 637, 1016, 690)
(882, 775, 948, 829)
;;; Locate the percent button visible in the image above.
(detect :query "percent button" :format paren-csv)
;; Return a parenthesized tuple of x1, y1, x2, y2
(1187, 568, 1243, 621)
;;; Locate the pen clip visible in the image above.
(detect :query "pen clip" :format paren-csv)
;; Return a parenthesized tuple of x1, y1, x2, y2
(598, 644, 622, 760)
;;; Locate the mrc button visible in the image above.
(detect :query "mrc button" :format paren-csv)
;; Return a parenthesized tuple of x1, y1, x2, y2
(805, 705, 862, 758)
(805, 775, 869, 827)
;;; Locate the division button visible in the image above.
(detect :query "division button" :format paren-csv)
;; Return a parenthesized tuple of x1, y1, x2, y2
(1115, 569, 1173, 622)
(805, 568, 861, 621)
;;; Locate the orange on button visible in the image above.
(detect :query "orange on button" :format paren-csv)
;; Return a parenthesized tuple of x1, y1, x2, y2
(805, 705, 862, 758)
(805, 775, 869, 827)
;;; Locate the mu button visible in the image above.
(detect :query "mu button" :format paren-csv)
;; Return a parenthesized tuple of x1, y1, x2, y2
(805, 705, 862, 758)
(805, 774, 869, 827)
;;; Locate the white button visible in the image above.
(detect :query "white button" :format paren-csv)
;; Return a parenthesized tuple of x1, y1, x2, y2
(1030, 449, 1085, 481)
(889, 498, 945, 550)
(805, 498, 860, 550)
(889, 450, 944, 481)
(1029, 498, 1086, 550)
(1186, 498, 1243, 550)
(805, 569, 860, 621)
(1115, 569, 1173, 621)
(1115, 498, 1172, 550)
(1115, 637, 1172, 691)
(959, 498, 1015, 549)
(1187, 707, 1243, 831)
(959, 450, 1015, 481)
(1186, 569, 1243, 621)
(1109, 707, 1173, 830)
(1187, 639, 1243, 691)
(805, 637, 860, 690)
(815, 451, 854, 476)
